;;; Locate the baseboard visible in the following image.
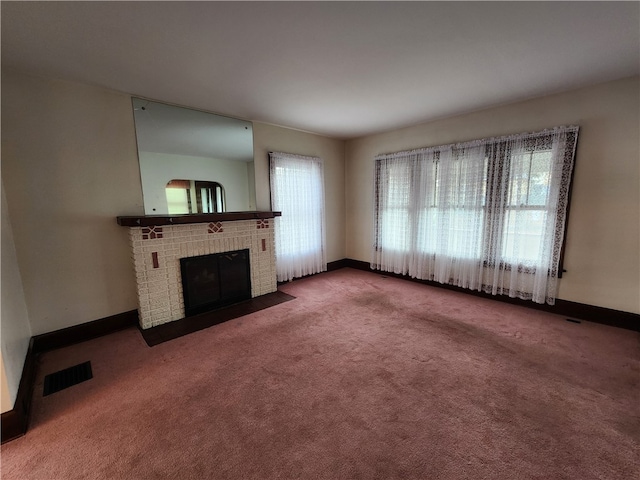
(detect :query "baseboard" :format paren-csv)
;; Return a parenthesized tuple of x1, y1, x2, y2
(327, 259, 350, 271)
(342, 259, 372, 271)
(1, 309, 139, 444)
(547, 300, 639, 331)
(1, 339, 37, 444)
(341, 258, 639, 332)
(32, 310, 139, 353)
(2, 265, 636, 444)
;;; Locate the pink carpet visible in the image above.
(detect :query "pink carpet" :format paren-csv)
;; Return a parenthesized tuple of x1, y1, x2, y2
(2, 268, 638, 479)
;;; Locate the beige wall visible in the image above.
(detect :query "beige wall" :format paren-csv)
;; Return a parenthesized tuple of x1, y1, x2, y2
(1, 180, 32, 411)
(1, 356, 12, 413)
(253, 122, 346, 263)
(346, 76, 640, 314)
(1, 69, 346, 339)
(2, 67, 636, 348)
(2, 69, 147, 336)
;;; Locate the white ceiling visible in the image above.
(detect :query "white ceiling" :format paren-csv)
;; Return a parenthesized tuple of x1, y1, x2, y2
(2, 1, 639, 139)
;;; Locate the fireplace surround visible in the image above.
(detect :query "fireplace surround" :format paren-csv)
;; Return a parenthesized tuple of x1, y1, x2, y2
(118, 212, 280, 329)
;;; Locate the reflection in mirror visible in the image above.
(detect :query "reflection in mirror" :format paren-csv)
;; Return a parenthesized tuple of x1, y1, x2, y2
(132, 97, 256, 215)
(166, 179, 225, 214)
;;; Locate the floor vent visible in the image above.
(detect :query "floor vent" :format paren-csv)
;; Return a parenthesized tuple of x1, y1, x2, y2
(43, 361, 93, 396)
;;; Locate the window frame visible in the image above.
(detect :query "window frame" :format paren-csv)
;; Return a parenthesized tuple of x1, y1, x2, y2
(373, 127, 578, 279)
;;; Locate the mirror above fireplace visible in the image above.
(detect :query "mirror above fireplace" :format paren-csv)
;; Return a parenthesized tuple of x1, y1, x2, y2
(132, 97, 256, 215)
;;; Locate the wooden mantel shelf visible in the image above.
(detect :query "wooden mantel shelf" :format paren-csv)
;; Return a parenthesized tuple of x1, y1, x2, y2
(117, 211, 281, 227)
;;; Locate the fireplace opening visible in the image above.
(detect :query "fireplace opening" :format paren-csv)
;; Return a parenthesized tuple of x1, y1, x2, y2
(180, 249, 251, 317)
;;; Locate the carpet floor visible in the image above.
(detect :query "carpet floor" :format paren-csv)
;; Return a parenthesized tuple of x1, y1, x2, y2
(1, 268, 638, 479)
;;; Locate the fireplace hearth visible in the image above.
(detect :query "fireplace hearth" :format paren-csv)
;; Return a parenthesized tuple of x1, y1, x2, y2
(181, 249, 251, 317)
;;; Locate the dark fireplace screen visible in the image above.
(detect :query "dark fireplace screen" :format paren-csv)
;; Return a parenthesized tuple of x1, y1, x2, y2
(180, 249, 251, 317)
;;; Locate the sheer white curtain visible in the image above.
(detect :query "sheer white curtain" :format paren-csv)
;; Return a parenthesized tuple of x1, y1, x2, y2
(270, 152, 326, 282)
(373, 126, 578, 304)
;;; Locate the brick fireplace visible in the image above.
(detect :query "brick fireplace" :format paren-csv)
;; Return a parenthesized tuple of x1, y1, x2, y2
(118, 212, 280, 329)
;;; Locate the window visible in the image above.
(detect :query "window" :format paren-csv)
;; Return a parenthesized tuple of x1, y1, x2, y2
(373, 126, 578, 305)
(194, 181, 225, 213)
(165, 180, 225, 214)
(269, 152, 326, 282)
(502, 149, 554, 265)
(378, 160, 412, 254)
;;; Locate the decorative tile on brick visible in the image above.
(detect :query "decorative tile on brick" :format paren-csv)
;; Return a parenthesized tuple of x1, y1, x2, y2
(208, 222, 223, 234)
(257, 219, 269, 229)
(142, 226, 163, 240)
(129, 219, 277, 329)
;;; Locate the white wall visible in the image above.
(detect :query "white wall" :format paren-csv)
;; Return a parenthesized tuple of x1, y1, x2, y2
(346, 76, 640, 314)
(253, 122, 346, 263)
(138, 151, 254, 213)
(1, 181, 32, 412)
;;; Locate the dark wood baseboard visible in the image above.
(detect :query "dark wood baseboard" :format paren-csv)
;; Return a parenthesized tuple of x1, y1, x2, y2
(342, 258, 640, 332)
(342, 259, 373, 271)
(1, 309, 139, 444)
(3, 262, 636, 444)
(32, 310, 138, 354)
(327, 259, 350, 271)
(1, 339, 37, 444)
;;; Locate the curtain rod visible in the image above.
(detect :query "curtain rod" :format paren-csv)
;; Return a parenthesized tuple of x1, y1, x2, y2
(376, 125, 579, 160)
